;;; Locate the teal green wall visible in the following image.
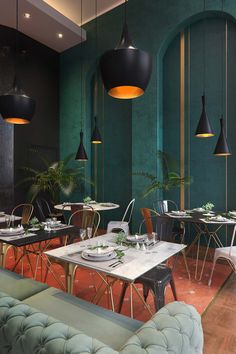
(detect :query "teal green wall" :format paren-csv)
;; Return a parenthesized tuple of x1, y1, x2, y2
(60, 0, 236, 233)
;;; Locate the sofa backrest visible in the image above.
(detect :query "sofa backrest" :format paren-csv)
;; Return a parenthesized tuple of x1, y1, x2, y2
(120, 301, 204, 354)
(0, 292, 203, 354)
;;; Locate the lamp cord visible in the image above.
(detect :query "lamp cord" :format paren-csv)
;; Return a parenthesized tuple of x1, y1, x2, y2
(221, 0, 224, 117)
(203, 0, 206, 94)
(80, 0, 83, 131)
(15, 0, 19, 88)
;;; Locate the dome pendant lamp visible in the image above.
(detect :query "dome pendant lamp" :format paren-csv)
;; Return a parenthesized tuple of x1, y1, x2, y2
(213, 116, 231, 156)
(76, 130, 88, 161)
(0, 0, 35, 124)
(195, 94, 214, 137)
(100, 1, 152, 99)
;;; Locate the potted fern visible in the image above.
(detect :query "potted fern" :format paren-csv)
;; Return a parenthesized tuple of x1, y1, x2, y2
(134, 150, 192, 197)
(17, 150, 90, 204)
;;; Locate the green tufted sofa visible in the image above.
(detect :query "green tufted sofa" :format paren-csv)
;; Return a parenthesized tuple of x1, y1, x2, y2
(0, 267, 204, 354)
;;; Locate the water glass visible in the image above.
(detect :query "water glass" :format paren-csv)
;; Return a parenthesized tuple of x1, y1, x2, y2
(5, 215, 10, 228)
(80, 228, 86, 241)
(10, 215, 15, 227)
(45, 218, 52, 231)
(87, 227, 93, 239)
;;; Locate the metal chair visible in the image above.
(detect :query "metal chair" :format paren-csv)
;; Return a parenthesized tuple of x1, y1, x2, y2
(208, 225, 236, 286)
(152, 202, 191, 279)
(11, 203, 34, 225)
(35, 198, 65, 223)
(118, 215, 177, 312)
(107, 198, 135, 235)
(45, 208, 100, 293)
(0, 203, 34, 267)
(153, 200, 178, 214)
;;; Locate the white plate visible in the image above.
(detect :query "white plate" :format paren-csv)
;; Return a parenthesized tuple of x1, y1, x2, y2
(81, 251, 116, 262)
(192, 208, 205, 212)
(229, 211, 236, 216)
(28, 227, 40, 231)
(0, 228, 25, 236)
(100, 203, 116, 207)
(83, 246, 114, 257)
(203, 212, 215, 216)
(126, 235, 147, 243)
(171, 211, 187, 216)
(0, 212, 5, 216)
(208, 216, 228, 222)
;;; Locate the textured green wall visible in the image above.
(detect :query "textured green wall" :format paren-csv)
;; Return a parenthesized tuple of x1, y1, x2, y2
(60, 0, 236, 233)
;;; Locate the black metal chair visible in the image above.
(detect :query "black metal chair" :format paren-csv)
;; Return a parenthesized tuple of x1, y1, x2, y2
(118, 215, 178, 312)
(35, 198, 64, 223)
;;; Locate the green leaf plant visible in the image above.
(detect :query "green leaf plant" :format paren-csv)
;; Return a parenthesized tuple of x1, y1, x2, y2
(16, 149, 92, 204)
(134, 150, 192, 197)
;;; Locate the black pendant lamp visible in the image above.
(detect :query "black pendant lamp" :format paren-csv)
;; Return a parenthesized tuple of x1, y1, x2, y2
(195, 95, 214, 137)
(213, 116, 231, 156)
(91, 116, 102, 144)
(100, 1, 152, 99)
(0, 0, 35, 124)
(76, 131, 88, 161)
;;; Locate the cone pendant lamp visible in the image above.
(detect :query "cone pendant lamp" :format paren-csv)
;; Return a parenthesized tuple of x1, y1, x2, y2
(100, 1, 152, 99)
(91, 116, 102, 144)
(76, 131, 88, 161)
(213, 116, 231, 156)
(195, 95, 214, 137)
(0, 0, 35, 124)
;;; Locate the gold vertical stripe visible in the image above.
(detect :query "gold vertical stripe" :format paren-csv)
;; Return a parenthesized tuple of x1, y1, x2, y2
(225, 19, 228, 212)
(180, 31, 185, 209)
(187, 27, 191, 210)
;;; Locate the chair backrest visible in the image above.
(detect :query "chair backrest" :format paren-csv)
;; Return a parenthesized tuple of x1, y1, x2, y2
(11, 204, 34, 225)
(153, 200, 178, 214)
(229, 225, 236, 256)
(140, 208, 160, 234)
(35, 198, 52, 221)
(68, 209, 100, 237)
(122, 198, 135, 223)
(139, 214, 174, 242)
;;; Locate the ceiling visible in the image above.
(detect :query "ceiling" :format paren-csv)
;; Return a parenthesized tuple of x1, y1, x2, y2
(0, 0, 125, 52)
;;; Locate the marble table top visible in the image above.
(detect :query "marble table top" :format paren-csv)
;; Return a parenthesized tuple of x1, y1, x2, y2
(45, 233, 185, 282)
(54, 202, 120, 212)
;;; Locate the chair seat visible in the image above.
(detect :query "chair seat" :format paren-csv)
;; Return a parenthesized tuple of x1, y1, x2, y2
(137, 265, 172, 284)
(107, 221, 129, 235)
(215, 246, 236, 264)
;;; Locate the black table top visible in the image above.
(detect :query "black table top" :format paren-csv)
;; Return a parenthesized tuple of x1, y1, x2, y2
(0, 226, 80, 247)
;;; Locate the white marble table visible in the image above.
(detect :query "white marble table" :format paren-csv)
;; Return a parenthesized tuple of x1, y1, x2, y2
(54, 202, 120, 212)
(45, 233, 185, 317)
(45, 233, 185, 282)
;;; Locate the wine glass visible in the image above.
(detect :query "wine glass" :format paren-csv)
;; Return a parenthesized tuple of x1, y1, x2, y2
(87, 227, 93, 245)
(80, 228, 86, 242)
(5, 215, 10, 228)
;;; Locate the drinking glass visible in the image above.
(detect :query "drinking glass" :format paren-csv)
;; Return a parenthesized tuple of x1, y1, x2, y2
(87, 227, 93, 241)
(80, 228, 86, 242)
(45, 218, 52, 231)
(5, 215, 10, 228)
(10, 215, 15, 228)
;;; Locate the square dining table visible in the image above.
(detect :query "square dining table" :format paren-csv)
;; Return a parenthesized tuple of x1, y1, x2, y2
(45, 233, 185, 318)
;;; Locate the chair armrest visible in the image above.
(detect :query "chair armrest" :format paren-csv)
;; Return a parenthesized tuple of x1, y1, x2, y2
(0, 292, 118, 354)
(120, 301, 203, 354)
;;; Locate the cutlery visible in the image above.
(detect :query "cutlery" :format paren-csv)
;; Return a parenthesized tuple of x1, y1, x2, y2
(109, 259, 122, 267)
(111, 260, 123, 268)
